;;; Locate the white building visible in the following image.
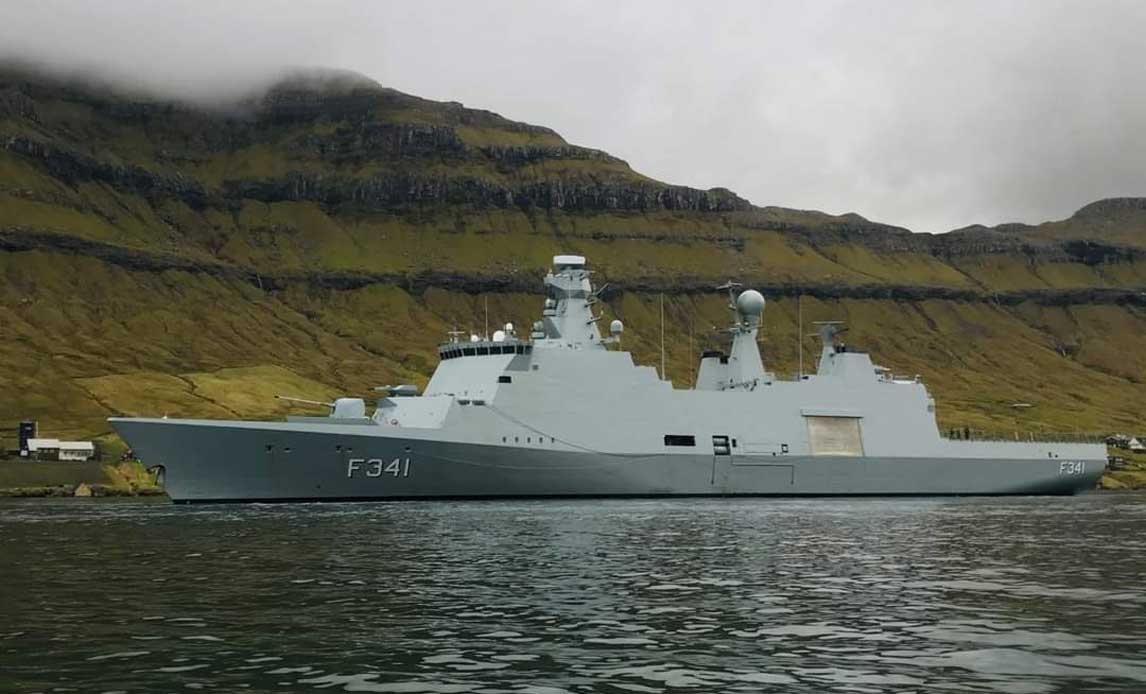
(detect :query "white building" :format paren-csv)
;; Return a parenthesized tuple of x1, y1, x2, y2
(1129, 437, 1146, 453)
(26, 438, 95, 461)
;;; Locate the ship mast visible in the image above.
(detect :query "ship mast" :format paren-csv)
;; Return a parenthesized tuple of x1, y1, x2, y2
(659, 293, 665, 380)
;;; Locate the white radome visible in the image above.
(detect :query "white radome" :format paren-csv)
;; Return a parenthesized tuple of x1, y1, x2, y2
(609, 319, 624, 335)
(736, 289, 766, 317)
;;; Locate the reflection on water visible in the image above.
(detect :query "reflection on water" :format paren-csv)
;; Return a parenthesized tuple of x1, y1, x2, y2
(2, 495, 1145, 693)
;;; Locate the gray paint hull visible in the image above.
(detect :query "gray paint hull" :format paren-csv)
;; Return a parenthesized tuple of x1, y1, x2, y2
(111, 419, 1104, 503)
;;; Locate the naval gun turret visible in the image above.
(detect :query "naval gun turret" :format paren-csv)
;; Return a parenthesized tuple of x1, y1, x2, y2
(695, 283, 772, 391)
(275, 395, 367, 418)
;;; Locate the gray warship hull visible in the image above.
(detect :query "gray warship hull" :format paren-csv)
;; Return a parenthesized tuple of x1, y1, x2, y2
(111, 418, 1105, 503)
(110, 255, 1108, 503)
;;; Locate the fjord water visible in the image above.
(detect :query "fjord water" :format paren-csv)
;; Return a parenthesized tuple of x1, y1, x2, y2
(2, 496, 1145, 693)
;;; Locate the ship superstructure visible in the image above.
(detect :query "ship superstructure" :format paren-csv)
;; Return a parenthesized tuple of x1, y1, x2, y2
(112, 255, 1106, 502)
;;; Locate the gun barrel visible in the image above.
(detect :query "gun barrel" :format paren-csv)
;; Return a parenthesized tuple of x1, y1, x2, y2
(275, 395, 334, 408)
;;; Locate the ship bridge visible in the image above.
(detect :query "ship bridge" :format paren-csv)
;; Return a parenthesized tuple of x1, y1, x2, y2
(437, 340, 532, 360)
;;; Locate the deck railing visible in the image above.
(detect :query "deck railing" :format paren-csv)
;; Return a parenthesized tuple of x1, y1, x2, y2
(942, 429, 1113, 444)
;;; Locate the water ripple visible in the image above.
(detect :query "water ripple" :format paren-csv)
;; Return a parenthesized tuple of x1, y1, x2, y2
(2, 495, 1145, 692)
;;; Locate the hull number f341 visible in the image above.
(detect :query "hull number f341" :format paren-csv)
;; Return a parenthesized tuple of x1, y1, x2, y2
(1058, 461, 1086, 476)
(348, 458, 412, 478)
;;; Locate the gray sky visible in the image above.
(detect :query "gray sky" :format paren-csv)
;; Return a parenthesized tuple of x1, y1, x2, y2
(2, 0, 1145, 233)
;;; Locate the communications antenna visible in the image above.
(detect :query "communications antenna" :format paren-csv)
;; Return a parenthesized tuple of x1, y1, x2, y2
(797, 292, 803, 379)
(659, 293, 666, 381)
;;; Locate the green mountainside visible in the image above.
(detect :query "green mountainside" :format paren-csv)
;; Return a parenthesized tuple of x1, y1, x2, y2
(0, 65, 1143, 455)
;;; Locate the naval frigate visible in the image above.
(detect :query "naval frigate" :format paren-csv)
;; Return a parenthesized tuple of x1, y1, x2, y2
(111, 255, 1106, 503)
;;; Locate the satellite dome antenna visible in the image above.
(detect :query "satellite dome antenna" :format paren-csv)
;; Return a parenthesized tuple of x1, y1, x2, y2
(609, 318, 624, 348)
(735, 289, 766, 326)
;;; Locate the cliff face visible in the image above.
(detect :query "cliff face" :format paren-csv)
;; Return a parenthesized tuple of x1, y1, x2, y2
(0, 65, 1143, 446)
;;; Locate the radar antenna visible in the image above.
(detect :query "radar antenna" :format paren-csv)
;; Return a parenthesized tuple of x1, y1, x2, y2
(587, 282, 610, 306)
(716, 280, 743, 310)
(812, 321, 847, 346)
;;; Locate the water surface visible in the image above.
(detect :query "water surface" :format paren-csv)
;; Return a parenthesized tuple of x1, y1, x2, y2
(2, 495, 1145, 693)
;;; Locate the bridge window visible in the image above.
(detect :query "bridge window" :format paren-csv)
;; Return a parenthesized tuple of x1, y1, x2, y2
(664, 435, 696, 447)
(498, 375, 512, 383)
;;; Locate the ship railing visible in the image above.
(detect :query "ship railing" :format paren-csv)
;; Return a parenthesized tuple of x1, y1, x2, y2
(942, 429, 1111, 444)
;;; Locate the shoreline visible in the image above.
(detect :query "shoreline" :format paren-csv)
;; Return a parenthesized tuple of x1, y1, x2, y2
(5, 487, 1145, 501)
(0, 484, 167, 499)
(0, 460, 163, 498)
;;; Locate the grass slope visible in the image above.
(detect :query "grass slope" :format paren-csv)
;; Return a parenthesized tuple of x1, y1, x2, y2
(0, 248, 1142, 450)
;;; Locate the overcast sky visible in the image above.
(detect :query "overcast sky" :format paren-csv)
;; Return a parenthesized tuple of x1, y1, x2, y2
(2, 0, 1144, 233)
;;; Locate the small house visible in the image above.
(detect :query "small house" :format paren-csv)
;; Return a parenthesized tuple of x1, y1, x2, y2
(1130, 438, 1146, 453)
(1106, 434, 1130, 447)
(26, 438, 95, 462)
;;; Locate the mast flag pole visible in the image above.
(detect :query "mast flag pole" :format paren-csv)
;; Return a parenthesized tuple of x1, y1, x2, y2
(660, 293, 666, 381)
(798, 292, 803, 379)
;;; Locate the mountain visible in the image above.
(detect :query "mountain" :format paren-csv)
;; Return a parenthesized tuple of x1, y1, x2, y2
(951, 198, 1146, 251)
(0, 64, 1143, 453)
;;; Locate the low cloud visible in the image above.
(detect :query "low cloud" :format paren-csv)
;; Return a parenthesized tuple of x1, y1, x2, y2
(2, 0, 1144, 232)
